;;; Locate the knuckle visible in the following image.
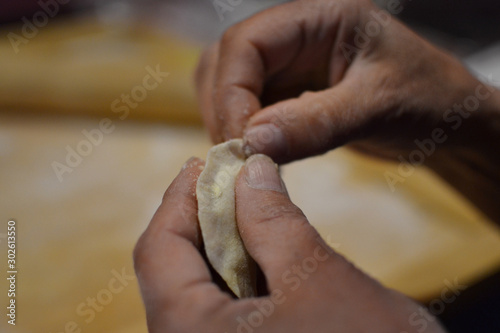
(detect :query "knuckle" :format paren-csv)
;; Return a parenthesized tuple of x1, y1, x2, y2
(257, 199, 308, 226)
(220, 17, 259, 50)
(221, 23, 242, 46)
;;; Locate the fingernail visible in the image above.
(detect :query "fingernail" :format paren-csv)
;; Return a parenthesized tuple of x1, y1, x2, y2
(244, 124, 288, 158)
(245, 154, 286, 193)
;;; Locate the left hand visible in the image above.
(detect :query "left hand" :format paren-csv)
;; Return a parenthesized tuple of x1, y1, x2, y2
(133, 156, 445, 333)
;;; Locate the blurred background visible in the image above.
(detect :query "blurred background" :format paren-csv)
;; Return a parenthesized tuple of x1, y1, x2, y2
(0, 1, 499, 332)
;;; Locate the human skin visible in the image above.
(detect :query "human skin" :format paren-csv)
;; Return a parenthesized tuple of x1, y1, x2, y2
(134, 156, 446, 332)
(196, 0, 500, 223)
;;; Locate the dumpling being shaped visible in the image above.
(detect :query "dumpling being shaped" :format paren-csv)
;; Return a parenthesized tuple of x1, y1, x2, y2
(196, 139, 256, 298)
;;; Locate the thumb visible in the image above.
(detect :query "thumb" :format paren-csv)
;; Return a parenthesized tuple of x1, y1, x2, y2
(235, 154, 337, 290)
(243, 82, 367, 163)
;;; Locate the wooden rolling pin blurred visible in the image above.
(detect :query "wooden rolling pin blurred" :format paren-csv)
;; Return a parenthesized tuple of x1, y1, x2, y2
(0, 15, 202, 124)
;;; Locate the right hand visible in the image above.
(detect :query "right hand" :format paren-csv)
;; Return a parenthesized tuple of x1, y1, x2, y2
(195, 0, 497, 164)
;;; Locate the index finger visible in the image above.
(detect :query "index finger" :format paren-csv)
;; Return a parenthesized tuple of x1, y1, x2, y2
(212, 1, 310, 140)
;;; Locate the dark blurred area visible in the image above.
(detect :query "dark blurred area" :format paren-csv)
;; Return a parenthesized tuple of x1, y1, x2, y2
(434, 269, 500, 333)
(2, 0, 499, 49)
(400, 0, 500, 47)
(0, 1, 74, 23)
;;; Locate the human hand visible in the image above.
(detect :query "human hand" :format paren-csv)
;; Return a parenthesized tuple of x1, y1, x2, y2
(133, 156, 446, 332)
(196, 0, 498, 164)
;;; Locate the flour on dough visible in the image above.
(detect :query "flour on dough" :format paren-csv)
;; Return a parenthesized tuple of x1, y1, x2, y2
(196, 139, 256, 298)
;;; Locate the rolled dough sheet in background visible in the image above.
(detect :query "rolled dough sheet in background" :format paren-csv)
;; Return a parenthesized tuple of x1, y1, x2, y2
(0, 17, 200, 124)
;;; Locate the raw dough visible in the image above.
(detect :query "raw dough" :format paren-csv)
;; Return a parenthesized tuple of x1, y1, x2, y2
(196, 139, 256, 298)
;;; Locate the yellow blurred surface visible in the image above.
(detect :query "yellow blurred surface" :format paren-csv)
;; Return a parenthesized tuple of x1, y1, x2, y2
(0, 16, 201, 124)
(0, 14, 499, 333)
